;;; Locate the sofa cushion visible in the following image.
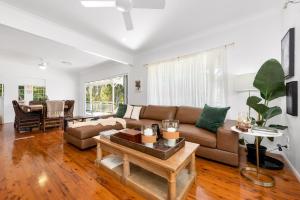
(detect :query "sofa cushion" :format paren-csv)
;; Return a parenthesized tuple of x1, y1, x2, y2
(125, 119, 161, 129)
(141, 105, 177, 121)
(139, 119, 162, 126)
(175, 106, 202, 124)
(125, 119, 144, 129)
(178, 124, 216, 148)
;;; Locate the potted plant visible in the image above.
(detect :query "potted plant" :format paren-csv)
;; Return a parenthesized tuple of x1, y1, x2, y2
(246, 59, 287, 164)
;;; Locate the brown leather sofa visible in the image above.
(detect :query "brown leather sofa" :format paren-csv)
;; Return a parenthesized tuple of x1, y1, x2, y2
(64, 105, 239, 166)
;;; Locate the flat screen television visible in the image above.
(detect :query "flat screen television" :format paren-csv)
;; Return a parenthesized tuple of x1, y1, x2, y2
(286, 81, 298, 116)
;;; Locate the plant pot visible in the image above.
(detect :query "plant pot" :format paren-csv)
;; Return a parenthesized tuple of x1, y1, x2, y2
(246, 144, 267, 165)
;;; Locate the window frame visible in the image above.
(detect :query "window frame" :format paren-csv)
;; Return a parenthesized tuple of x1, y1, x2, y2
(84, 74, 128, 116)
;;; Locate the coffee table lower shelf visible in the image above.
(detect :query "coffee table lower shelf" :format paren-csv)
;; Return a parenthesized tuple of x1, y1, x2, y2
(97, 156, 195, 200)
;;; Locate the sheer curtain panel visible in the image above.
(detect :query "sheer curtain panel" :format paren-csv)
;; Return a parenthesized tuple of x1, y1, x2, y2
(147, 47, 227, 107)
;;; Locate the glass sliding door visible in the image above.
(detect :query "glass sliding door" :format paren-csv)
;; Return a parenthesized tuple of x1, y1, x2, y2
(85, 75, 128, 116)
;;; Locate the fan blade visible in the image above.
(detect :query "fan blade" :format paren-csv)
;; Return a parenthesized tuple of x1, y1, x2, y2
(122, 12, 133, 31)
(132, 0, 165, 9)
(81, 0, 116, 7)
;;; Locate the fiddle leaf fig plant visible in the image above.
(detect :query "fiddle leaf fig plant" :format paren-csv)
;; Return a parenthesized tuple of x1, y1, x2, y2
(246, 59, 287, 145)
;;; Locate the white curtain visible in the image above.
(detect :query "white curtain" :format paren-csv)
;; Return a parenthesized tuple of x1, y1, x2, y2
(147, 47, 227, 107)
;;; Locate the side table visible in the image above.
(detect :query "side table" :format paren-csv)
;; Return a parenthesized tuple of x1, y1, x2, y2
(231, 126, 283, 187)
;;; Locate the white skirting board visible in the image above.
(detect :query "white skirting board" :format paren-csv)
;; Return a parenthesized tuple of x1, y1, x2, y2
(280, 152, 300, 182)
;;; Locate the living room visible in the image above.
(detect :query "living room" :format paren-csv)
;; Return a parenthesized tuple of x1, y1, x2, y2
(0, 0, 300, 199)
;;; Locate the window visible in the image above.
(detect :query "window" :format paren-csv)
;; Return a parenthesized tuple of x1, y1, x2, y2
(147, 47, 227, 107)
(18, 85, 46, 102)
(18, 86, 25, 101)
(0, 84, 3, 97)
(85, 75, 128, 116)
(33, 86, 46, 101)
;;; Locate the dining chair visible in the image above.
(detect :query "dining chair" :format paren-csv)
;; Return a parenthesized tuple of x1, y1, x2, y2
(42, 100, 64, 132)
(12, 100, 41, 132)
(64, 100, 75, 118)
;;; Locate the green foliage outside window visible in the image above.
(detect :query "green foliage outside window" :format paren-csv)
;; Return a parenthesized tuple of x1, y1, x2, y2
(18, 86, 25, 101)
(0, 84, 3, 97)
(18, 85, 46, 101)
(33, 86, 46, 101)
(85, 75, 127, 114)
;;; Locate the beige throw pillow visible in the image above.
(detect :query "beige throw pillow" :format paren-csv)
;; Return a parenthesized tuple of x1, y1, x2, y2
(123, 105, 133, 119)
(131, 106, 142, 120)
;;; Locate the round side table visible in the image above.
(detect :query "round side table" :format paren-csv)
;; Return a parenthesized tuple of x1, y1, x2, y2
(231, 126, 283, 187)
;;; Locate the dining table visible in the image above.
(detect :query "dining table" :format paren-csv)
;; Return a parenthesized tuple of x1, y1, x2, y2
(20, 104, 44, 113)
(20, 104, 69, 113)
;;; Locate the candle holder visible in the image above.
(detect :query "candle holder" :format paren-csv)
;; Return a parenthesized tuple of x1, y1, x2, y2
(236, 111, 251, 131)
(162, 120, 180, 147)
(141, 125, 157, 148)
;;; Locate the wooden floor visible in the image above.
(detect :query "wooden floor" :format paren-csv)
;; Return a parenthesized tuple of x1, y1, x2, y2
(0, 124, 300, 200)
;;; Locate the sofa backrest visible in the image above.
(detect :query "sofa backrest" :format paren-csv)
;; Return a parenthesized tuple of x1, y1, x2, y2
(141, 105, 177, 121)
(175, 106, 202, 124)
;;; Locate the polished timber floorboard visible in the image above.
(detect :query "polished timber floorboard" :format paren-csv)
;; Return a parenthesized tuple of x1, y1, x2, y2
(1, 123, 300, 200)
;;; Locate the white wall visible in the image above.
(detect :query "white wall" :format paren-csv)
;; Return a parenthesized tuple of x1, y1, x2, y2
(281, 4, 300, 178)
(0, 59, 79, 123)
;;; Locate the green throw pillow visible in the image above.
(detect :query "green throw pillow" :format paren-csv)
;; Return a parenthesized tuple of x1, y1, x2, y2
(116, 104, 127, 118)
(195, 104, 230, 133)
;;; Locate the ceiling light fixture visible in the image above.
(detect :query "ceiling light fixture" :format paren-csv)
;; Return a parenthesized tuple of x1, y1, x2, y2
(38, 58, 48, 70)
(81, 1, 116, 8)
(39, 62, 47, 70)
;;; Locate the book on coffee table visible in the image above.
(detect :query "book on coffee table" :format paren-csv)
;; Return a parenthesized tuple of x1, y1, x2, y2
(118, 128, 141, 143)
(100, 154, 123, 169)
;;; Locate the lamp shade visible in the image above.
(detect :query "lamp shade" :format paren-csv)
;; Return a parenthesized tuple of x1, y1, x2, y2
(234, 73, 257, 92)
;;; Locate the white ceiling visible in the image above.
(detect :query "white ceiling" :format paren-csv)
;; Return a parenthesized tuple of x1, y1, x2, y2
(0, 25, 107, 71)
(1, 0, 283, 53)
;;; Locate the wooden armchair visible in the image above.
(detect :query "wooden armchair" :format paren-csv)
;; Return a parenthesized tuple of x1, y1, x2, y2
(12, 100, 41, 132)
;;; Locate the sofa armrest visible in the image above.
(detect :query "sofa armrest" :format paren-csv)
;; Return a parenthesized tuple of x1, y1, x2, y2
(217, 120, 239, 154)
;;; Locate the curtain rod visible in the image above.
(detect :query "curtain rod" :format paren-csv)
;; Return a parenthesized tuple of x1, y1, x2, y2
(144, 42, 235, 67)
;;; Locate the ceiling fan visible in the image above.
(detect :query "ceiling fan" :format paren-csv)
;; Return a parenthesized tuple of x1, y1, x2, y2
(283, 0, 300, 9)
(80, 0, 166, 31)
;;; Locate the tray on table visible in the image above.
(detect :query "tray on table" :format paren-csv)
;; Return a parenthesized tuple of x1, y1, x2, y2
(110, 132, 185, 160)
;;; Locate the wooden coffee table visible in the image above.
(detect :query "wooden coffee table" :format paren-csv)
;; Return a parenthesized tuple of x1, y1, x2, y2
(93, 135, 199, 200)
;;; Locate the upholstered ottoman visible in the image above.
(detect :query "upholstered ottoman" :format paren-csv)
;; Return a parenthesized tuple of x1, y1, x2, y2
(64, 123, 123, 149)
